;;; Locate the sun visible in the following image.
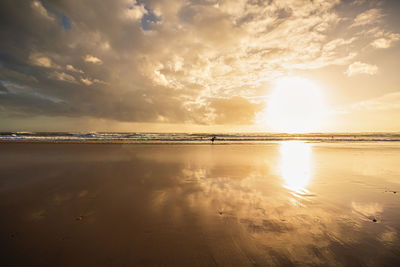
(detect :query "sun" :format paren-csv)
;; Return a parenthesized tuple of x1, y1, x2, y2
(267, 77, 326, 133)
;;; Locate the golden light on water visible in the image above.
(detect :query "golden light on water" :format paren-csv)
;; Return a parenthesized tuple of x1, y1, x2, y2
(268, 77, 326, 133)
(280, 141, 312, 194)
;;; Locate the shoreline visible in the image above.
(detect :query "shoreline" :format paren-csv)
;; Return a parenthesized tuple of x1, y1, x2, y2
(1, 139, 400, 144)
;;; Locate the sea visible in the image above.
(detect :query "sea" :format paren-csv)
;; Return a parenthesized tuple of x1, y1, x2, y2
(0, 132, 399, 143)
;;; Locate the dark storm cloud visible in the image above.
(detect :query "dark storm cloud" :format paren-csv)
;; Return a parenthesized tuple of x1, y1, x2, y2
(0, 0, 188, 123)
(0, 92, 72, 117)
(0, 83, 9, 92)
(0, 0, 260, 125)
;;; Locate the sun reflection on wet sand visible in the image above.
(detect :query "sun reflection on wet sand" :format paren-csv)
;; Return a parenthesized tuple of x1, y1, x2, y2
(280, 141, 312, 195)
(1, 143, 400, 265)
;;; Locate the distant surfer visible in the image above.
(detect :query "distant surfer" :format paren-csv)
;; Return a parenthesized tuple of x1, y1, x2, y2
(211, 136, 216, 144)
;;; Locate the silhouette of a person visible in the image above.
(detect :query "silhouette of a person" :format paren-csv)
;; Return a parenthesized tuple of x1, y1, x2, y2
(211, 136, 216, 144)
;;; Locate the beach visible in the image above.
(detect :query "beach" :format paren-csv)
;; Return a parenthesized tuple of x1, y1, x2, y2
(1, 142, 400, 266)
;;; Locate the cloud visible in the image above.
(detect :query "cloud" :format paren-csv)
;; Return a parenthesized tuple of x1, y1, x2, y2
(84, 55, 102, 64)
(0, 83, 9, 93)
(371, 33, 400, 49)
(66, 64, 84, 73)
(0, 0, 397, 128)
(31, 0, 54, 21)
(0, 90, 73, 117)
(350, 8, 384, 27)
(351, 92, 400, 111)
(371, 38, 391, 49)
(80, 78, 93, 86)
(209, 96, 265, 125)
(93, 79, 107, 85)
(0, 65, 38, 84)
(346, 61, 378, 76)
(29, 54, 52, 68)
(351, 0, 366, 5)
(48, 71, 77, 83)
(122, 2, 147, 21)
(81, 77, 108, 86)
(0, 83, 72, 117)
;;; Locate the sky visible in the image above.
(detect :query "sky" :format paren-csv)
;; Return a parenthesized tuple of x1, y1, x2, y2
(0, 0, 399, 133)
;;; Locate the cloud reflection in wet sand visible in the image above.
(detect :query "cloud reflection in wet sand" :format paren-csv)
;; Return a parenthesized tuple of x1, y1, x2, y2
(145, 143, 400, 265)
(1, 143, 400, 265)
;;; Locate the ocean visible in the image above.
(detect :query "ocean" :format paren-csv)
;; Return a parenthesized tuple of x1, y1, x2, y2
(1, 132, 400, 142)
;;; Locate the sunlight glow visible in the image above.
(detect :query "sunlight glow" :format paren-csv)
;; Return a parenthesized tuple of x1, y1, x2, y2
(267, 77, 326, 133)
(280, 141, 312, 194)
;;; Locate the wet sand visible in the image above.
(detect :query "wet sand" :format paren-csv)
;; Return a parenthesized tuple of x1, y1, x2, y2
(1, 142, 400, 266)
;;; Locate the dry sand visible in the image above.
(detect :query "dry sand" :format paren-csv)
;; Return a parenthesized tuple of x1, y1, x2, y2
(1, 142, 400, 266)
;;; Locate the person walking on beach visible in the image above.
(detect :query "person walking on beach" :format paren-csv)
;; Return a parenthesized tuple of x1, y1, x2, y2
(211, 136, 216, 144)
